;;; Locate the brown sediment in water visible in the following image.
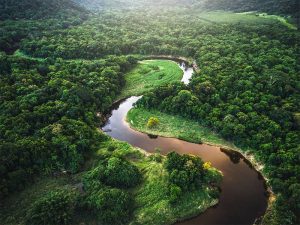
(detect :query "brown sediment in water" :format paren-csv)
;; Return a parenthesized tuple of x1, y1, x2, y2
(101, 60, 270, 225)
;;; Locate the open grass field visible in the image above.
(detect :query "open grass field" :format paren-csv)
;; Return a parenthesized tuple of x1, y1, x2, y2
(189, 11, 297, 29)
(132, 160, 219, 225)
(127, 107, 236, 148)
(118, 60, 183, 99)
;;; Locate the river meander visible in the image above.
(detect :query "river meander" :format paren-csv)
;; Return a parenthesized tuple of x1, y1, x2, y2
(102, 61, 268, 225)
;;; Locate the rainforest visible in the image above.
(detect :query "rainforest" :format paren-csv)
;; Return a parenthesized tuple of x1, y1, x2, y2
(0, 0, 299, 225)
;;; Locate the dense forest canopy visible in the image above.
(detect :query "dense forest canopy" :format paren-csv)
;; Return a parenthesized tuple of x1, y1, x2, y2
(0, 0, 88, 20)
(0, 0, 299, 224)
(74, 0, 299, 25)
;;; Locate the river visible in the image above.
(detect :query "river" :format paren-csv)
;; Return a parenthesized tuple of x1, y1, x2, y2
(102, 61, 268, 225)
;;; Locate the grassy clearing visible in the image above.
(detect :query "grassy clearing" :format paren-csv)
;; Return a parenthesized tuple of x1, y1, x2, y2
(127, 107, 235, 148)
(257, 13, 297, 30)
(96, 138, 221, 225)
(193, 11, 296, 29)
(13, 49, 45, 62)
(234, 11, 297, 29)
(0, 137, 221, 225)
(131, 160, 219, 225)
(118, 60, 183, 99)
(192, 11, 276, 25)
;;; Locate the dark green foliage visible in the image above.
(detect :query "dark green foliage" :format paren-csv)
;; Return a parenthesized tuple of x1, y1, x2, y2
(25, 189, 77, 225)
(38, 118, 100, 173)
(149, 153, 163, 162)
(0, 0, 88, 54)
(169, 184, 182, 203)
(84, 157, 142, 188)
(83, 187, 132, 225)
(165, 152, 205, 191)
(0, 55, 137, 198)
(135, 20, 300, 221)
(164, 152, 206, 203)
(105, 157, 142, 188)
(81, 157, 139, 224)
(129, 11, 299, 221)
(0, 0, 88, 20)
(1, 0, 299, 223)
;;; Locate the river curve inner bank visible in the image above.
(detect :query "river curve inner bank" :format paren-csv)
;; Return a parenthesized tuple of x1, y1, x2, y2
(101, 59, 269, 225)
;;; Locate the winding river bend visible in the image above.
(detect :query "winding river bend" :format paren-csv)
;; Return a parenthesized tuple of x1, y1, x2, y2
(102, 61, 268, 225)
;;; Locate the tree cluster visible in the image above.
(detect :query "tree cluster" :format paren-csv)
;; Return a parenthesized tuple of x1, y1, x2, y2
(0, 53, 137, 199)
(25, 189, 77, 225)
(80, 156, 141, 224)
(165, 152, 205, 202)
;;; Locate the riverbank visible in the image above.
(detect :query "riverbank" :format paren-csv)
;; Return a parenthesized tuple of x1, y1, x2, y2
(0, 134, 222, 225)
(127, 107, 274, 209)
(142, 55, 200, 72)
(117, 59, 184, 100)
(99, 138, 222, 225)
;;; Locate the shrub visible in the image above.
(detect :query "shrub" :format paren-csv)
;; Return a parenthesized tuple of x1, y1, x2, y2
(147, 117, 159, 128)
(169, 184, 182, 203)
(84, 188, 132, 225)
(149, 153, 163, 162)
(25, 189, 77, 225)
(104, 157, 141, 188)
(203, 162, 212, 170)
(165, 152, 205, 190)
(83, 157, 142, 189)
(107, 145, 117, 151)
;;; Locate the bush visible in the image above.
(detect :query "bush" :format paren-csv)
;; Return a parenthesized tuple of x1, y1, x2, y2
(83, 157, 142, 189)
(169, 184, 182, 203)
(147, 117, 159, 128)
(25, 189, 77, 225)
(104, 157, 141, 188)
(165, 152, 204, 190)
(203, 162, 212, 170)
(84, 188, 132, 225)
(149, 153, 163, 162)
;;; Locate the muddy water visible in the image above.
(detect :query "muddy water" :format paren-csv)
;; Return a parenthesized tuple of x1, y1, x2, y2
(102, 62, 268, 225)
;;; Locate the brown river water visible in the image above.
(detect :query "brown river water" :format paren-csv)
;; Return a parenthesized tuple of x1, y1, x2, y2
(102, 61, 268, 225)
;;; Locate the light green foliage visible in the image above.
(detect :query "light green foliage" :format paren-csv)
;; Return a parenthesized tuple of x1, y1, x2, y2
(119, 60, 183, 99)
(147, 117, 159, 128)
(132, 152, 221, 225)
(256, 13, 297, 30)
(128, 107, 233, 145)
(0, 137, 221, 225)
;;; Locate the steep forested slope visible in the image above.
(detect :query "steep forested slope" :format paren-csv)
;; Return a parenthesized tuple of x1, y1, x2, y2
(74, 0, 299, 26)
(203, 0, 299, 15)
(0, 0, 88, 20)
(203, 0, 299, 26)
(74, 0, 201, 10)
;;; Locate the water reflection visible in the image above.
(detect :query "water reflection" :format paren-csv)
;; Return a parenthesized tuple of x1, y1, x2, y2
(101, 61, 268, 225)
(148, 134, 158, 139)
(220, 148, 241, 164)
